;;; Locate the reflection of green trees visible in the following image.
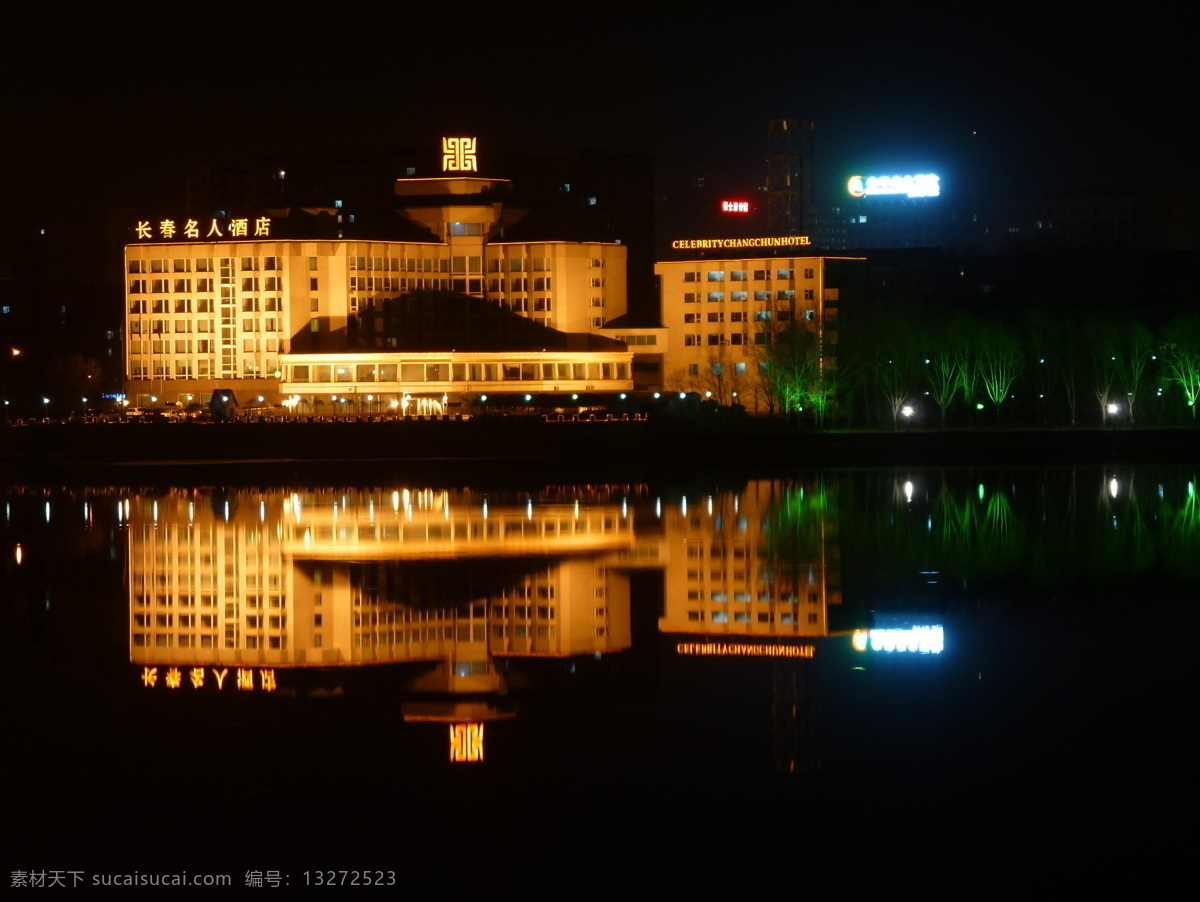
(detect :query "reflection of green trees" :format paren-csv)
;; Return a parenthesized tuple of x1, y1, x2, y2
(846, 469, 1200, 587)
(767, 478, 836, 565)
(931, 482, 1023, 577)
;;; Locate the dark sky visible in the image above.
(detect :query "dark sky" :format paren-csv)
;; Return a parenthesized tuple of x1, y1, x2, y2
(1, 5, 1190, 253)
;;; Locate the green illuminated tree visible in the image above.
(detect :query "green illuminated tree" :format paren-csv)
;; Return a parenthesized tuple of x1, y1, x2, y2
(978, 324, 1023, 421)
(761, 322, 822, 422)
(923, 317, 972, 427)
(1161, 315, 1200, 423)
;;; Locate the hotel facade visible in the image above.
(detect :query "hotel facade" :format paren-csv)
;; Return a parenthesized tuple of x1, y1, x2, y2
(656, 250, 862, 412)
(123, 169, 632, 412)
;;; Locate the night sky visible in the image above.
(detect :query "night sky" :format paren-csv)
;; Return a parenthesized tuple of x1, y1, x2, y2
(1, 6, 1190, 257)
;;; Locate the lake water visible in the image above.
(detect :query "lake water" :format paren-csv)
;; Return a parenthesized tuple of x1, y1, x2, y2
(4, 465, 1193, 893)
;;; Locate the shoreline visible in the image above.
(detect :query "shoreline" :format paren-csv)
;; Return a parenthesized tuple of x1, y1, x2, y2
(3, 419, 1198, 480)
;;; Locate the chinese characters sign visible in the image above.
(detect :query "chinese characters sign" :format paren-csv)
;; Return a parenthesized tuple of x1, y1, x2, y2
(140, 665, 278, 692)
(721, 200, 750, 213)
(133, 217, 272, 241)
(441, 137, 478, 172)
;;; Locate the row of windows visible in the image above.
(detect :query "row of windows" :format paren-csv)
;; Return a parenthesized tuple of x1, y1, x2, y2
(682, 268, 815, 282)
(129, 299, 284, 314)
(685, 611, 820, 625)
(134, 613, 287, 629)
(129, 338, 281, 355)
(129, 257, 291, 274)
(129, 360, 278, 378)
(130, 278, 308, 294)
(289, 360, 630, 383)
(684, 310, 804, 324)
(682, 290, 814, 302)
(684, 334, 762, 348)
(128, 318, 283, 334)
(488, 277, 554, 292)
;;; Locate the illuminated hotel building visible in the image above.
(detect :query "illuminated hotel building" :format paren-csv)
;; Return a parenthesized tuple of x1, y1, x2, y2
(656, 252, 862, 411)
(122, 159, 631, 410)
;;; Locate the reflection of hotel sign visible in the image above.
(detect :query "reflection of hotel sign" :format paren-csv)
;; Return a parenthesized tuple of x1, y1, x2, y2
(721, 200, 750, 213)
(134, 217, 272, 240)
(449, 723, 484, 762)
(441, 137, 478, 172)
(676, 642, 815, 658)
(140, 665, 278, 691)
(671, 236, 811, 250)
(847, 174, 940, 198)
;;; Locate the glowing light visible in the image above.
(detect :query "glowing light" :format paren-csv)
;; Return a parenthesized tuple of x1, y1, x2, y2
(847, 173, 940, 198)
(904, 481, 914, 503)
(721, 200, 750, 213)
(851, 630, 869, 652)
(1109, 478, 1119, 498)
(441, 136, 478, 172)
(671, 235, 810, 250)
(449, 722, 484, 762)
(867, 626, 944, 654)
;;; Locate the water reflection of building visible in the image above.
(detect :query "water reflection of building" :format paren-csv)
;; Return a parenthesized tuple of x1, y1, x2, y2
(657, 481, 840, 639)
(126, 488, 635, 669)
(126, 481, 842, 671)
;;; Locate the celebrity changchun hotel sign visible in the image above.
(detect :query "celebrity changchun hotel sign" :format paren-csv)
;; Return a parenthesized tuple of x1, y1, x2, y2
(671, 236, 811, 250)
